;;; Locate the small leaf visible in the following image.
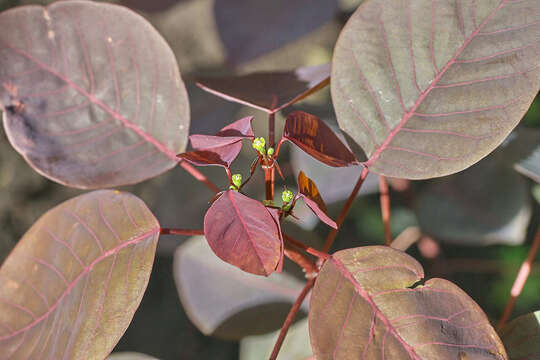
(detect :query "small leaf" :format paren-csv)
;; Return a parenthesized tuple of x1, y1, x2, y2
(178, 116, 254, 168)
(283, 111, 358, 167)
(332, 0, 540, 179)
(214, 0, 338, 65)
(0, 1, 190, 188)
(500, 310, 540, 360)
(196, 64, 331, 113)
(296, 171, 337, 229)
(173, 237, 307, 340)
(0, 190, 160, 359)
(177, 142, 242, 168)
(309, 246, 507, 360)
(203, 190, 282, 276)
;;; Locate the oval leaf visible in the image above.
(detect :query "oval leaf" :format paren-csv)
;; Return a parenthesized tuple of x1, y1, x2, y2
(332, 0, 540, 179)
(173, 237, 306, 340)
(309, 246, 507, 359)
(500, 310, 540, 360)
(0, 190, 160, 359)
(196, 64, 331, 113)
(203, 190, 282, 276)
(283, 111, 358, 167)
(0, 1, 190, 188)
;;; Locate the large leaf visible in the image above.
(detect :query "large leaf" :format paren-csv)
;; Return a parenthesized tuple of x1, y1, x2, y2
(309, 246, 507, 359)
(203, 190, 282, 276)
(196, 64, 331, 113)
(416, 155, 531, 246)
(213, 0, 338, 65)
(0, 190, 160, 359)
(500, 310, 540, 360)
(173, 237, 307, 340)
(0, 1, 189, 188)
(332, 0, 540, 179)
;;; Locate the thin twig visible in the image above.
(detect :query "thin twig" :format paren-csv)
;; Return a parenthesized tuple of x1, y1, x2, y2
(497, 225, 540, 331)
(269, 278, 315, 360)
(379, 176, 392, 246)
(283, 233, 330, 260)
(178, 160, 220, 193)
(322, 166, 370, 253)
(160, 228, 204, 236)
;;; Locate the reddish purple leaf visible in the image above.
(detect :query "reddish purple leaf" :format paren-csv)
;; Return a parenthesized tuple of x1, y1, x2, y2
(283, 111, 358, 167)
(0, 2, 190, 189)
(179, 116, 253, 168)
(0, 190, 160, 359)
(309, 246, 507, 359)
(296, 171, 336, 229)
(266, 207, 285, 273)
(196, 64, 331, 113)
(332, 0, 540, 179)
(203, 190, 282, 276)
(178, 141, 242, 168)
(214, 0, 338, 65)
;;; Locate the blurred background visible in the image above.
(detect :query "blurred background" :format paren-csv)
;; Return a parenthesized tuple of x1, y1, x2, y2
(0, 0, 538, 359)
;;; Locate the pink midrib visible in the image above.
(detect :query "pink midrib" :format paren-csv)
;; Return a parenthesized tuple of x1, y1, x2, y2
(0, 227, 159, 341)
(331, 257, 421, 359)
(228, 192, 268, 274)
(5, 44, 178, 161)
(365, 0, 508, 167)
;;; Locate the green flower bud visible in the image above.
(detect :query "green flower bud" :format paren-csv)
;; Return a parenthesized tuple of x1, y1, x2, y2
(232, 173, 242, 189)
(229, 185, 238, 191)
(252, 137, 266, 155)
(282, 189, 294, 204)
(267, 147, 275, 156)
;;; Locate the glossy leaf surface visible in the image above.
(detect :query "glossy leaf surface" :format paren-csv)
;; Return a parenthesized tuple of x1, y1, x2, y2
(296, 171, 336, 229)
(0, 1, 189, 188)
(173, 237, 306, 340)
(416, 156, 531, 246)
(178, 142, 242, 168)
(196, 64, 331, 113)
(309, 246, 507, 359)
(214, 0, 338, 65)
(0, 190, 160, 359)
(283, 111, 358, 167)
(332, 0, 540, 179)
(500, 311, 540, 360)
(203, 190, 282, 276)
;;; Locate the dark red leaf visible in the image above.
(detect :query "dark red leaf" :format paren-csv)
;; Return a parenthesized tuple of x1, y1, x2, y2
(203, 190, 282, 276)
(214, 0, 338, 65)
(216, 115, 254, 138)
(296, 171, 337, 229)
(196, 64, 331, 113)
(283, 111, 358, 167)
(266, 207, 284, 273)
(177, 142, 242, 168)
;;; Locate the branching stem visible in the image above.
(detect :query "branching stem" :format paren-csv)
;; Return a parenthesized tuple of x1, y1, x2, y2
(178, 160, 220, 194)
(283, 233, 330, 260)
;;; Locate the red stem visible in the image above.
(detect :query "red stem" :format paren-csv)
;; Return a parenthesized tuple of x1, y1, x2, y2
(284, 244, 317, 275)
(497, 225, 540, 330)
(178, 160, 220, 194)
(264, 165, 275, 201)
(160, 228, 204, 236)
(269, 112, 276, 148)
(269, 278, 315, 360)
(322, 166, 370, 253)
(378, 176, 392, 246)
(283, 233, 330, 260)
